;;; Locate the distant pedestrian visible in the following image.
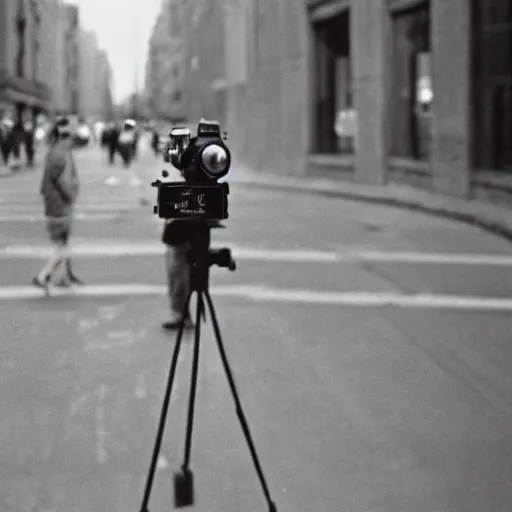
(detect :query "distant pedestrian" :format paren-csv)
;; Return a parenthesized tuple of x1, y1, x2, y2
(117, 119, 136, 167)
(8, 120, 25, 170)
(33, 117, 84, 291)
(104, 122, 120, 165)
(132, 124, 140, 160)
(151, 128, 160, 157)
(47, 118, 60, 147)
(0, 117, 13, 165)
(23, 119, 35, 167)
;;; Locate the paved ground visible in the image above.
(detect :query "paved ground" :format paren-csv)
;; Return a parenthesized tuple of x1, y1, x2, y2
(1, 138, 512, 512)
(229, 162, 512, 244)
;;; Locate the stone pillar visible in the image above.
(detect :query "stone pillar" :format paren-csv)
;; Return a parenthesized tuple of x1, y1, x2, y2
(431, 0, 471, 197)
(351, 0, 390, 185)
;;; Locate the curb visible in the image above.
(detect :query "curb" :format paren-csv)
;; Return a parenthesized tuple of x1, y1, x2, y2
(233, 176, 512, 245)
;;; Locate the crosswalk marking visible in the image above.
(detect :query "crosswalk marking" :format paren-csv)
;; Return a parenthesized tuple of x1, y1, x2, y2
(1, 283, 512, 311)
(357, 250, 512, 265)
(0, 244, 339, 261)
(1, 243, 512, 266)
(0, 213, 118, 222)
(0, 203, 140, 211)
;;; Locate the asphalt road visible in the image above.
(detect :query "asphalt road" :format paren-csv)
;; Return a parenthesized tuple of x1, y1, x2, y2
(1, 139, 512, 512)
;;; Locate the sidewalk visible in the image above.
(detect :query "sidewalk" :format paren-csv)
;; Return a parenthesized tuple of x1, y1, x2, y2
(0, 160, 39, 178)
(230, 165, 512, 244)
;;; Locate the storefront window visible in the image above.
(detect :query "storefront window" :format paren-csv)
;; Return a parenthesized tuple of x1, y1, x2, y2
(312, 10, 354, 155)
(472, 0, 512, 171)
(390, 2, 431, 160)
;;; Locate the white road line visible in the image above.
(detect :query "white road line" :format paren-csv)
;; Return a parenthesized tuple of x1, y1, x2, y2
(2, 243, 512, 266)
(0, 203, 139, 211)
(0, 213, 118, 222)
(2, 283, 512, 311)
(358, 250, 512, 266)
(0, 244, 338, 260)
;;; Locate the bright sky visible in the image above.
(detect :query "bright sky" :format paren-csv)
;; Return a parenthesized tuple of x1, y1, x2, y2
(67, 0, 163, 104)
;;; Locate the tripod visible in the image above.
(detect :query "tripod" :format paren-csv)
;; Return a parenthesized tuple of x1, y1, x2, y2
(140, 223, 278, 511)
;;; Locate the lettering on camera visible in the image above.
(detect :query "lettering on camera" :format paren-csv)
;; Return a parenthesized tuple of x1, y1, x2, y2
(181, 208, 206, 215)
(174, 201, 189, 210)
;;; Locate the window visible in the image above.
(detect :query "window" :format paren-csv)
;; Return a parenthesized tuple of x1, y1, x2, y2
(311, 10, 354, 154)
(472, 0, 512, 171)
(390, 2, 431, 160)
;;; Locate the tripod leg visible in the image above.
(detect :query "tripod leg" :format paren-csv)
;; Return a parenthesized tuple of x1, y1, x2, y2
(139, 290, 193, 512)
(174, 290, 204, 507)
(203, 290, 278, 512)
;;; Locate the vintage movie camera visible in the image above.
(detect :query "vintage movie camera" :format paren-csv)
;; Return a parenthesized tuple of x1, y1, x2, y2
(152, 120, 231, 220)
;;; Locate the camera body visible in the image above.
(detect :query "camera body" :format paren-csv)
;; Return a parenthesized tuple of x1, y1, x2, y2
(153, 120, 230, 220)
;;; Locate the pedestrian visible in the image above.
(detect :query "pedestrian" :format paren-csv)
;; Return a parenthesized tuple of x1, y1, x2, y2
(0, 117, 13, 166)
(104, 121, 119, 165)
(117, 119, 136, 168)
(161, 217, 194, 330)
(23, 118, 35, 167)
(47, 120, 59, 147)
(159, 141, 201, 330)
(151, 126, 160, 157)
(9, 120, 26, 170)
(100, 122, 110, 149)
(32, 116, 84, 291)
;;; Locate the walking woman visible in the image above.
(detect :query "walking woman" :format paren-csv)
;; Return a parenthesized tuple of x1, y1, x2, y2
(33, 117, 84, 291)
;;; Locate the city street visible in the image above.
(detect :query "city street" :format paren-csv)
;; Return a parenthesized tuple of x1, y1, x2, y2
(2, 138, 512, 512)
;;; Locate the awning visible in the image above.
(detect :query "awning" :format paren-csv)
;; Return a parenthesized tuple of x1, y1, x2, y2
(0, 72, 52, 109)
(0, 86, 51, 109)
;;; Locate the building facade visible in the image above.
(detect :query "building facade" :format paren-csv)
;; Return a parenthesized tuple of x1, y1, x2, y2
(39, 0, 67, 114)
(180, 0, 227, 126)
(145, 1, 182, 121)
(224, 0, 512, 201)
(77, 29, 113, 122)
(0, 0, 99, 122)
(77, 29, 98, 119)
(144, 0, 227, 125)
(0, 0, 52, 120)
(63, 4, 80, 115)
(95, 49, 114, 121)
(144, 0, 187, 122)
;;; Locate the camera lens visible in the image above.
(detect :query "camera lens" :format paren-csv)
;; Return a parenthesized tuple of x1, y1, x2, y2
(200, 144, 230, 178)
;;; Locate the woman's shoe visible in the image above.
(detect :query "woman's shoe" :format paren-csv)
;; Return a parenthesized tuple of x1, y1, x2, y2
(69, 275, 85, 285)
(32, 276, 50, 295)
(32, 276, 48, 288)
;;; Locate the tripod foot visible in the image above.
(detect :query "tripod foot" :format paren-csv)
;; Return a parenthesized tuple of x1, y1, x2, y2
(174, 467, 194, 508)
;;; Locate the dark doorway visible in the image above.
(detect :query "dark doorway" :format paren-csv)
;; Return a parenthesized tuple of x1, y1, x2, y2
(472, 0, 512, 171)
(311, 10, 352, 154)
(390, 2, 431, 160)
